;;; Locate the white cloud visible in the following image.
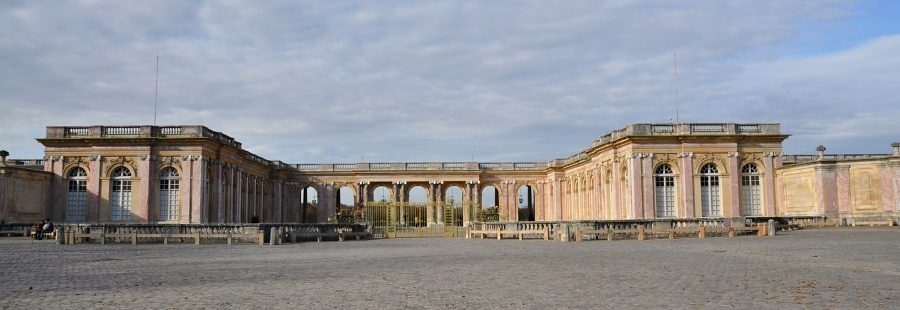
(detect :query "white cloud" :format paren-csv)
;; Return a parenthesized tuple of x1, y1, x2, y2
(1, 0, 896, 162)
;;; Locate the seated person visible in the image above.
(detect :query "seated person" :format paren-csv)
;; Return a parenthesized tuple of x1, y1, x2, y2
(34, 220, 45, 240)
(42, 219, 54, 236)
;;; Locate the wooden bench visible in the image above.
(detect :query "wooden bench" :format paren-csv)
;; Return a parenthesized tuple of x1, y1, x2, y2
(29, 229, 57, 240)
(731, 226, 764, 237)
(852, 220, 895, 227)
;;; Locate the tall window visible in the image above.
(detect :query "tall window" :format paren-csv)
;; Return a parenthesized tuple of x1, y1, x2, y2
(654, 164, 676, 217)
(699, 163, 721, 217)
(110, 167, 133, 221)
(740, 163, 762, 216)
(159, 167, 180, 221)
(66, 167, 88, 221)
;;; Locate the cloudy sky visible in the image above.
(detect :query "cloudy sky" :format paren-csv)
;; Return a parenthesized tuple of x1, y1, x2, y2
(2, 0, 899, 163)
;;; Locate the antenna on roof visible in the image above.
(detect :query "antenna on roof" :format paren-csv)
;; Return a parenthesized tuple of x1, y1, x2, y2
(153, 53, 159, 126)
(673, 53, 680, 124)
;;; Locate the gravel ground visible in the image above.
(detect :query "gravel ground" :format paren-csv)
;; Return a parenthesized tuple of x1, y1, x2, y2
(1, 228, 899, 309)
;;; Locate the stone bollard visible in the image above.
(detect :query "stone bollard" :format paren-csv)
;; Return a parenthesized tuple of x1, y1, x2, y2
(767, 219, 776, 236)
(559, 224, 570, 242)
(56, 226, 65, 245)
(269, 227, 279, 245)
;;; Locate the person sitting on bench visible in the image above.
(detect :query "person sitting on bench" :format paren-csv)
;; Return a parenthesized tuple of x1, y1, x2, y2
(33, 219, 46, 240)
(35, 219, 53, 240)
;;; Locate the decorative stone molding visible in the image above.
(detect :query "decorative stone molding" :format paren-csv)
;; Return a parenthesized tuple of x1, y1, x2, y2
(677, 152, 694, 158)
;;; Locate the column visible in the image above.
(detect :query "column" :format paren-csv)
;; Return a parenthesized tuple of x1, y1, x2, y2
(236, 170, 243, 222)
(611, 160, 621, 220)
(190, 156, 206, 223)
(509, 181, 518, 221)
(642, 154, 654, 220)
(594, 167, 602, 220)
(555, 177, 564, 221)
(728, 152, 741, 218)
(427, 182, 435, 225)
(763, 153, 777, 216)
(435, 182, 443, 223)
(463, 182, 471, 225)
(628, 154, 643, 219)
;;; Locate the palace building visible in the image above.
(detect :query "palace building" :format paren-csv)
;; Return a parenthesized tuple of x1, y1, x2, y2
(1, 123, 898, 226)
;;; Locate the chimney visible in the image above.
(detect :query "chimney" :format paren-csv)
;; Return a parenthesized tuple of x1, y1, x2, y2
(892, 143, 900, 156)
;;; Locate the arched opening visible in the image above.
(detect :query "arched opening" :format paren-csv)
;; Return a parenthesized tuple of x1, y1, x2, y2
(740, 163, 761, 216)
(408, 186, 427, 203)
(66, 167, 88, 221)
(479, 185, 500, 222)
(110, 166, 133, 221)
(337, 186, 356, 207)
(335, 186, 357, 224)
(159, 167, 180, 222)
(444, 186, 464, 226)
(301, 186, 319, 223)
(398, 185, 429, 227)
(445, 186, 463, 204)
(654, 164, 675, 218)
(517, 185, 535, 221)
(373, 186, 392, 202)
(700, 163, 721, 217)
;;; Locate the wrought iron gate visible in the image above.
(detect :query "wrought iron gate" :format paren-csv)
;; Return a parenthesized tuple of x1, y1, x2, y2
(357, 202, 470, 238)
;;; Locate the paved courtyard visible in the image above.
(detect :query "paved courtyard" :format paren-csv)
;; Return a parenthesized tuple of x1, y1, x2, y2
(1, 228, 899, 309)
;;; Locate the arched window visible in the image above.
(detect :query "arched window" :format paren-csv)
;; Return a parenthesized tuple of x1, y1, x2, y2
(66, 167, 88, 221)
(159, 167, 180, 221)
(699, 163, 721, 217)
(110, 166, 133, 221)
(654, 164, 676, 217)
(740, 163, 761, 216)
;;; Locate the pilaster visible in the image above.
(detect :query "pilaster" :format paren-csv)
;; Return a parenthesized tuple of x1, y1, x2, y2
(641, 154, 654, 219)
(629, 154, 643, 219)
(137, 155, 152, 222)
(727, 152, 740, 217)
(87, 155, 101, 223)
(678, 152, 695, 218)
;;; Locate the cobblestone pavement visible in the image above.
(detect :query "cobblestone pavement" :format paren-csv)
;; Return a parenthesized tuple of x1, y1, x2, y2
(1, 228, 899, 309)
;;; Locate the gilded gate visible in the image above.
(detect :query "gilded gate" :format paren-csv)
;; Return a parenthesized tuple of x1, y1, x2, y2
(346, 202, 496, 238)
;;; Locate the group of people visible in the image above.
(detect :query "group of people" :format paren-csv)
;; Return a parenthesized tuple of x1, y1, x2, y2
(33, 218, 53, 240)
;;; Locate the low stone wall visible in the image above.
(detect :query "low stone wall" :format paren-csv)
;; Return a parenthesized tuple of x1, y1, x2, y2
(471, 216, 829, 241)
(50, 223, 369, 245)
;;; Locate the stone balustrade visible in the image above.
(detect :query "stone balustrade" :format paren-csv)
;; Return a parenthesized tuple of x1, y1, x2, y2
(46, 125, 244, 149)
(293, 161, 548, 172)
(782, 153, 893, 164)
